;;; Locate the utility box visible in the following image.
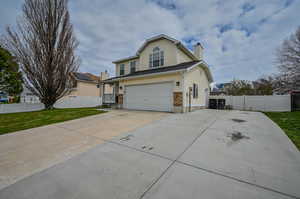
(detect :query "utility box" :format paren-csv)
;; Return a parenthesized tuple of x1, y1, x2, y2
(209, 98, 226, 109)
(209, 99, 217, 109)
(217, 99, 226, 109)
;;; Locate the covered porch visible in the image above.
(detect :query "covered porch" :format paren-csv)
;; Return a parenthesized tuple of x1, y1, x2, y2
(101, 80, 119, 105)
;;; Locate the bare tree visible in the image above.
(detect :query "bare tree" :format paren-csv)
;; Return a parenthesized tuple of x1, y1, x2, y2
(224, 79, 254, 95)
(276, 27, 300, 93)
(253, 76, 274, 95)
(1, 0, 79, 109)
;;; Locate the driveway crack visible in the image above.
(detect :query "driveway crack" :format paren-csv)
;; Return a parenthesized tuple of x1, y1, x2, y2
(138, 113, 222, 199)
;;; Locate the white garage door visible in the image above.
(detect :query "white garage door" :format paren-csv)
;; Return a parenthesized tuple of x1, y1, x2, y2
(124, 82, 173, 112)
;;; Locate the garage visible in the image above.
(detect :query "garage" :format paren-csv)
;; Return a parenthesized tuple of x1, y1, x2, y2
(124, 82, 173, 112)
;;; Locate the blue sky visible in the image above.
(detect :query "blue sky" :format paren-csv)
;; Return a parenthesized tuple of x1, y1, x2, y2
(0, 0, 299, 83)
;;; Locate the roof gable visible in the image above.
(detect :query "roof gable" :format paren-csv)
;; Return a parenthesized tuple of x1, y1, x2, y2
(113, 34, 199, 63)
(137, 34, 197, 60)
(136, 34, 179, 55)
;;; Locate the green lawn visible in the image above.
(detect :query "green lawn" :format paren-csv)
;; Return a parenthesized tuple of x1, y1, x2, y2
(0, 108, 106, 135)
(265, 111, 300, 150)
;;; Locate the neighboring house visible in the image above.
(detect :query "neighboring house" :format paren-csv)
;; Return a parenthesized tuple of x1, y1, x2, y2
(67, 72, 101, 97)
(20, 72, 114, 104)
(102, 34, 213, 113)
(63, 71, 113, 98)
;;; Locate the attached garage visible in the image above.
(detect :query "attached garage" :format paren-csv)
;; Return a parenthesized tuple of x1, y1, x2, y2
(124, 82, 173, 112)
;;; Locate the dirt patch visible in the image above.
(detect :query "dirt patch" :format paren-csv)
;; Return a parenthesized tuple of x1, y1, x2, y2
(231, 118, 247, 123)
(228, 131, 250, 141)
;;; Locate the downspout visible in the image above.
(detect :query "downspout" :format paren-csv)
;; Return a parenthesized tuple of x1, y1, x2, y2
(189, 88, 192, 112)
(181, 71, 186, 113)
(183, 69, 192, 112)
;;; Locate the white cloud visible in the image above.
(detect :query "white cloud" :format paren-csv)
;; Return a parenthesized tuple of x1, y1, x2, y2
(1, 0, 299, 82)
(69, 0, 185, 76)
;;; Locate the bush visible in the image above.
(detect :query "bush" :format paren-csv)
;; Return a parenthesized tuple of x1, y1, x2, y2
(13, 96, 20, 103)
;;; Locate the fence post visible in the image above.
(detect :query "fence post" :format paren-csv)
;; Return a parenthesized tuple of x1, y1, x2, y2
(244, 95, 246, 111)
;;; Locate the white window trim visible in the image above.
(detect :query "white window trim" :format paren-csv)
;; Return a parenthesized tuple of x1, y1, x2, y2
(149, 47, 164, 68)
(120, 64, 125, 75)
(130, 61, 136, 73)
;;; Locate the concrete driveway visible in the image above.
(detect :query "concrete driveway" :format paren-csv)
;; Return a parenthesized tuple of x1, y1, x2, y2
(0, 110, 169, 190)
(0, 110, 299, 199)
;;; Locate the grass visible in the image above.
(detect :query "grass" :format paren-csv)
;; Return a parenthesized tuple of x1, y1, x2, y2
(0, 107, 106, 135)
(264, 111, 300, 150)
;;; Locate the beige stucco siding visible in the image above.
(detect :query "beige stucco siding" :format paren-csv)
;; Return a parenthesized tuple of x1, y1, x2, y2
(118, 73, 183, 95)
(176, 48, 193, 63)
(183, 66, 210, 108)
(114, 38, 197, 76)
(68, 81, 100, 97)
(116, 58, 139, 76)
(139, 39, 180, 71)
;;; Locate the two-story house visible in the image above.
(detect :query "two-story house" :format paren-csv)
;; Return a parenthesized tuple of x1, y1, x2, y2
(102, 34, 213, 113)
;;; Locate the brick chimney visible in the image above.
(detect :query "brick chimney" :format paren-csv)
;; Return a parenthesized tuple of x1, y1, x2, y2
(193, 42, 204, 60)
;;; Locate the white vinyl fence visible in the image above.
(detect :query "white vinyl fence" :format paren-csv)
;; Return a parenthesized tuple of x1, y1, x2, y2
(54, 96, 102, 108)
(0, 103, 44, 114)
(0, 96, 102, 114)
(209, 95, 291, 112)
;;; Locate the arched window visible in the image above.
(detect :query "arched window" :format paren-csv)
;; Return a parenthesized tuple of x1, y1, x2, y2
(149, 47, 164, 68)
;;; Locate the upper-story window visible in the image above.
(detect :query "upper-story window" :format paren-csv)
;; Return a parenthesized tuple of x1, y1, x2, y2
(130, 61, 136, 73)
(149, 47, 164, 68)
(120, 64, 125, 75)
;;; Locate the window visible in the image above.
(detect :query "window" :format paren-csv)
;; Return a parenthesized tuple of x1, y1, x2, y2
(149, 47, 164, 68)
(120, 64, 125, 75)
(130, 61, 136, 73)
(160, 51, 164, 66)
(149, 54, 153, 67)
(193, 83, 198, 98)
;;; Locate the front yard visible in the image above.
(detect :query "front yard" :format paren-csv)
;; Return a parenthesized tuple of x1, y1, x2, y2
(265, 111, 300, 150)
(0, 108, 106, 135)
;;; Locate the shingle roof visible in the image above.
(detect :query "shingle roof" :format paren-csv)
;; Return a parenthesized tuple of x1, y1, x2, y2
(73, 72, 99, 82)
(103, 61, 200, 82)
